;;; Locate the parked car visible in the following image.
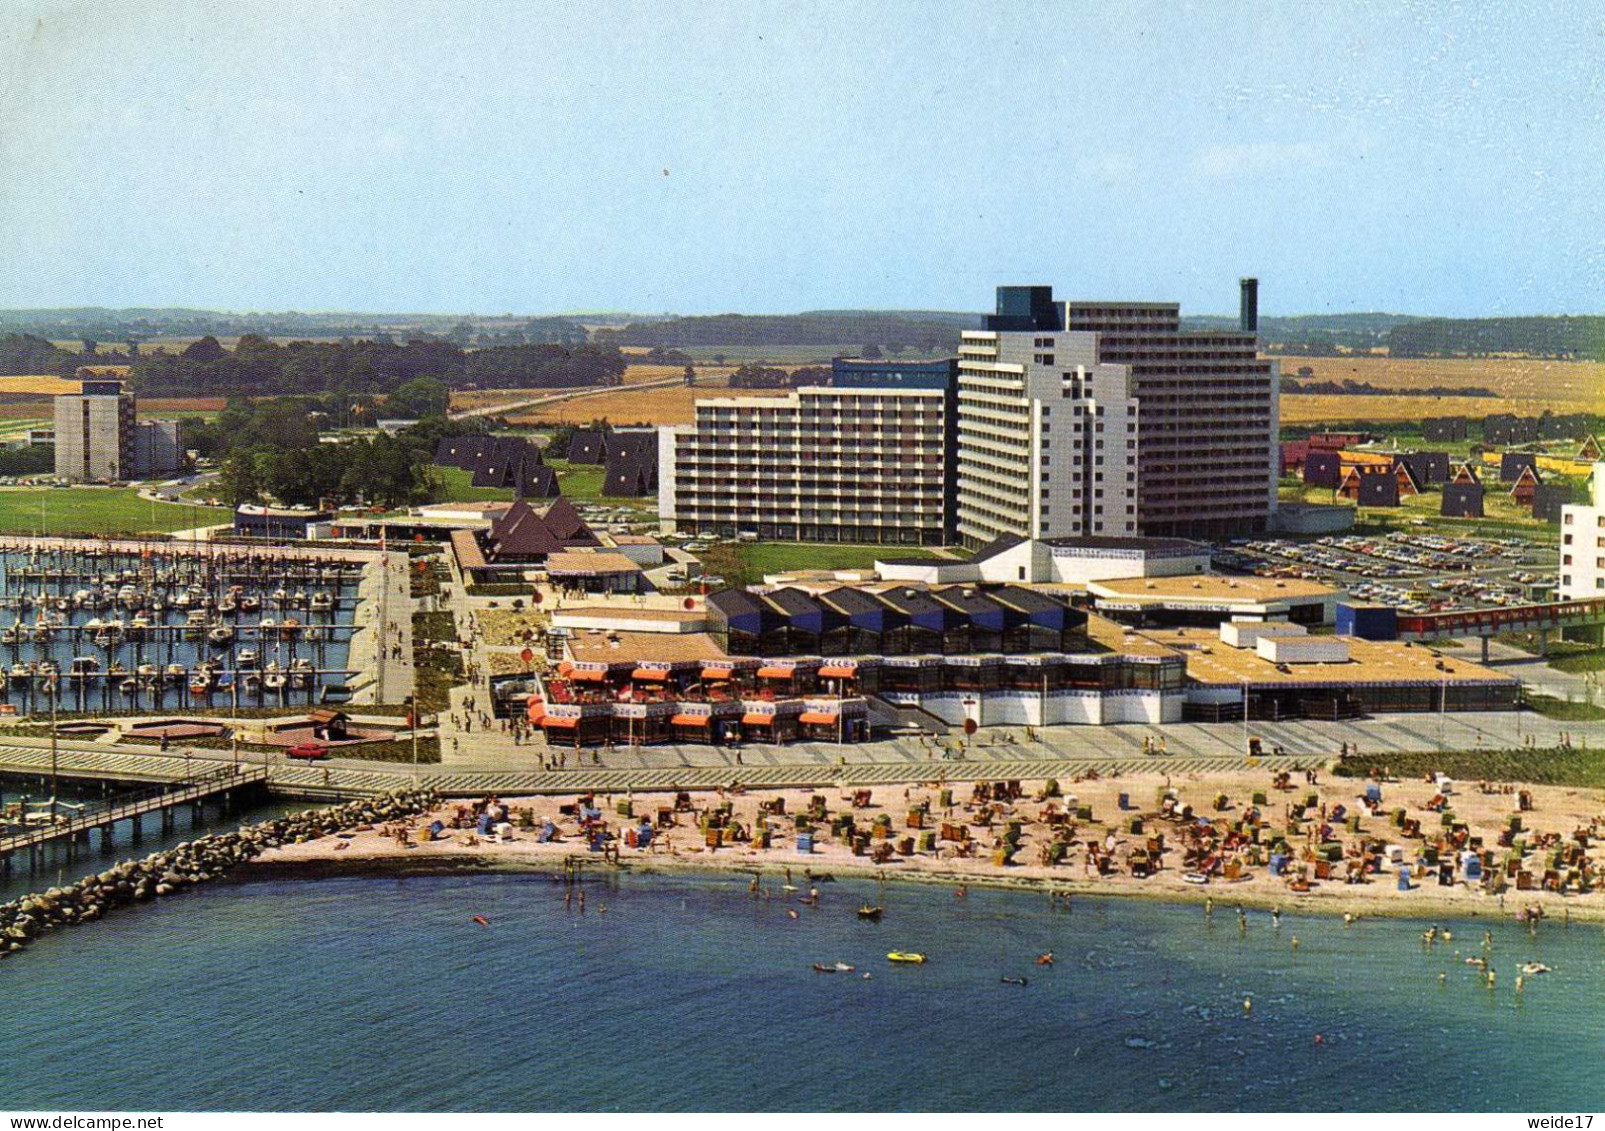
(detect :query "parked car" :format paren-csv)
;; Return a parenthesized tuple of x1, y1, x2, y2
(287, 742, 330, 761)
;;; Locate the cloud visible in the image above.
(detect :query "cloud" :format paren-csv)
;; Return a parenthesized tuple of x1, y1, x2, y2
(1190, 141, 1333, 179)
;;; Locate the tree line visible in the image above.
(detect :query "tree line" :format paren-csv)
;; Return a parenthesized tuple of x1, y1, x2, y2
(0, 333, 625, 397)
(1387, 316, 1605, 360)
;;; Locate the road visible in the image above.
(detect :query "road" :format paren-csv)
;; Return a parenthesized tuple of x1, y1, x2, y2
(449, 374, 687, 422)
(3, 705, 1596, 799)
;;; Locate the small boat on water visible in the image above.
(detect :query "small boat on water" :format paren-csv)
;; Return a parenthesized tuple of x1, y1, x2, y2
(857, 906, 884, 921)
(207, 624, 235, 646)
(289, 657, 314, 689)
(812, 962, 857, 974)
(310, 591, 333, 613)
(1521, 962, 1552, 976)
(264, 661, 286, 691)
(887, 952, 927, 965)
(239, 594, 261, 614)
(119, 677, 138, 697)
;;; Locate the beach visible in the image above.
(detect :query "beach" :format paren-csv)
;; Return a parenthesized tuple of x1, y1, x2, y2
(251, 766, 1605, 922)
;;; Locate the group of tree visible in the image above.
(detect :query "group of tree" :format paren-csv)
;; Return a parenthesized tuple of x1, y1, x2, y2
(596, 312, 963, 353)
(726, 364, 831, 389)
(1279, 375, 1497, 397)
(194, 397, 497, 510)
(134, 335, 625, 397)
(1387, 316, 1605, 360)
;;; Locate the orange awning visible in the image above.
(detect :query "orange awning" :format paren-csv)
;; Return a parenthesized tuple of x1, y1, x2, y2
(701, 666, 734, 680)
(557, 661, 574, 675)
(756, 666, 795, 679)
(741, 713, 775, 726)
(569, 669, 608, 682)
(817, 665, 857, 678)
(798, 712, 839, 725)
(670, 714, 711, 727)
(526, 710, 546, 725)
(543, 716, 579, 728)
(632, 668, 671, 681)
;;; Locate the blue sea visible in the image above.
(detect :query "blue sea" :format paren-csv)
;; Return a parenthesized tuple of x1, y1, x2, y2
(2, 859, 1602, 1112)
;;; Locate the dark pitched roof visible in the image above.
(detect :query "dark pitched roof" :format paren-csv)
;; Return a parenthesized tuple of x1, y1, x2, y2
(969, 533, 1026, 564)
(609, 430, 659, 463)
(602, 455, 651, 497)
(567, 429, 608, 464)
(1357, 474, 1400, 507)
(487, 500, 564, 558)
(536, 496, 592, 542)
(518, 463, 560, 499)
(1441, 483, 1484, 517)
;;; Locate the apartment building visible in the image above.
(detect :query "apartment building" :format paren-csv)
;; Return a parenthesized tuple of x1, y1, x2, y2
(956, 283, 1278, 548)
(1559, 463, 1605, 598)
(53, 377, 183, 483)
(659, 359, 957, 545)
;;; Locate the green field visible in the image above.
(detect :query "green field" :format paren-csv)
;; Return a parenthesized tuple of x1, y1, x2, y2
(1278, 481, 1562, 538)
(547, 459, 606, 501)
(434, 466, 514, 503)
(0, 488, 228, 535)
(694, 541, 940, 588)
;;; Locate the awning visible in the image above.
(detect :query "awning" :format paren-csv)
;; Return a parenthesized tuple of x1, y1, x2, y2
(543, 716, 580, 728)
(756, 666, 795, 679)
(741, 713, 775, 726)
(817, 665, 857, 678)
(670, 714, 711, 727)
(526, 710, 546, 725)
(798, 712, 839, 725)
(632, 668, 672, 681)
(557, 661, 574, 675)
(701, 666, 735, 680)
(568, 669, 608, 682)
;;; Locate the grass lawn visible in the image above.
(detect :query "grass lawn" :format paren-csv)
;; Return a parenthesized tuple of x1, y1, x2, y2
(434, 466, 513, 503)
(695, 541, 940, 588)
(548, 459, 606, 501)
(1551, 650, 1605, 673)
(1278, 481, 1560, 539)
(1524, 695, 1605, 722)
(1332, 742, 1605, 787)
(0, 487, 227, 535)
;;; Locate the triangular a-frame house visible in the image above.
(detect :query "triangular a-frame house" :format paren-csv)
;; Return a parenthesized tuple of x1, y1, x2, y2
(1442, 483, 1484, 518)
(1577, 434, 1602, 462)
(1509, 464, 1541, 505)
(1357, 473, 1401, 508)
(1392, 461, 1421, 498)
(1450, 461, 1480, 486)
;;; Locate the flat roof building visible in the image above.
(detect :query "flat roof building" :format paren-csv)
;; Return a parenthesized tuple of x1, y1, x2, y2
(53, 377, 182, 483)
(955, 282, 1278, 549)
(659, 358, 959, 545)
(1559, 463, 1605, 600)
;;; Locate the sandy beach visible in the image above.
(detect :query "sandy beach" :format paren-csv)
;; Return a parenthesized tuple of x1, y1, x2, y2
(250, 766, 1605, 923)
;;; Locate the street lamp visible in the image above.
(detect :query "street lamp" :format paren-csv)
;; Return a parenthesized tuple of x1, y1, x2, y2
(1240, 677, 1250, 758)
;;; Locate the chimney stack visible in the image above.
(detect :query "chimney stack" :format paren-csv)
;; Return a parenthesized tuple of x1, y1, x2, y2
(1239, 277, 1259, 334)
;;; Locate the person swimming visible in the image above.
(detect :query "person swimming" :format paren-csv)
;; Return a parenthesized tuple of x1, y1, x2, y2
(1036, 951, 1055, 966)
(1001, 977, 1029, 986)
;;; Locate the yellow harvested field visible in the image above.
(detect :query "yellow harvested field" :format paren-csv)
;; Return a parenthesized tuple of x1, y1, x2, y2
(1281, 394, 1517, 424)
(506, 376, 737, 426)
(1275, 355, 1605, 420)
(0, 375, 79, 395)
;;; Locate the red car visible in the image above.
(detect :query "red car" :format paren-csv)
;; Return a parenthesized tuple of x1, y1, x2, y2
(286, 742, 330, 761)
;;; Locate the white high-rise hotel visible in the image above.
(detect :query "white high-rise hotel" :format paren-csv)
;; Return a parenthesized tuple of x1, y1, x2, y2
(956, 283, 1279, 548)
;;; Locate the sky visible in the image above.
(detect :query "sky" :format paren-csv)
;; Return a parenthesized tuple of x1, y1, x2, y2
(0, 0, 1601, 318)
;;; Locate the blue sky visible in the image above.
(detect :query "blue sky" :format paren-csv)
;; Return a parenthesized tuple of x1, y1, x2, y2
(0, 0, 1599, 317)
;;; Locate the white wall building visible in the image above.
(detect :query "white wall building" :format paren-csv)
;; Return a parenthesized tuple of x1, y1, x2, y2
(956, 284, 1279, 549)
(1559, 462, 1605, 598)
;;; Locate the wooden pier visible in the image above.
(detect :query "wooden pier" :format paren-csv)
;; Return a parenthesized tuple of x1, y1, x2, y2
(0, 764, 268, 872)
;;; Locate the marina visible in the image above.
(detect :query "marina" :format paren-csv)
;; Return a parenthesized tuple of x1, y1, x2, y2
(0, 541, 368, 711)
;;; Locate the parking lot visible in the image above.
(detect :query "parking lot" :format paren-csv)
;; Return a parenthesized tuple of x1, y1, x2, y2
(1214, 531, 1558, 615)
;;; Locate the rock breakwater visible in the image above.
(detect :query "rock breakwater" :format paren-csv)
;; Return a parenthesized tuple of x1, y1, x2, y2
(0, 788, 438, 960)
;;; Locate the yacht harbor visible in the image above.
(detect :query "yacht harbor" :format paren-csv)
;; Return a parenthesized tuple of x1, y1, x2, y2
(0, 539, 376, 712)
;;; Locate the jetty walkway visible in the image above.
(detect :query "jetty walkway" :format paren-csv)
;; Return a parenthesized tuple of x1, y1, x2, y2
(0, 764, 267, 871)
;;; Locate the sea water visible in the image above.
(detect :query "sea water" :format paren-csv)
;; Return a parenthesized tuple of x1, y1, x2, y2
(0, 869, 1599, 1111)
